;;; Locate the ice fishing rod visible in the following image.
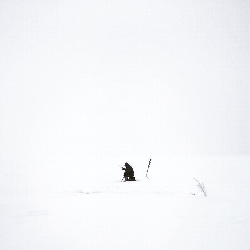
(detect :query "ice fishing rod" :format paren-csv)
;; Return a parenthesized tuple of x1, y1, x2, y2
(120, 165, 125, 182)
(146, 159, 152, 180)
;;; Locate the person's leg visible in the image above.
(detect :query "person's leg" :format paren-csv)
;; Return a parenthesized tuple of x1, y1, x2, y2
(124, 172, 129, 181)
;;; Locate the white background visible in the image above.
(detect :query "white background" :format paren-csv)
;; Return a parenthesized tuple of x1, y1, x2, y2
(1, 0, 250, 165)
(1, 1, 250, 249)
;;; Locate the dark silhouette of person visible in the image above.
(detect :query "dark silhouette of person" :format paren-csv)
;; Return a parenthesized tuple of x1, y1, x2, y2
(122, 162, 136, 181)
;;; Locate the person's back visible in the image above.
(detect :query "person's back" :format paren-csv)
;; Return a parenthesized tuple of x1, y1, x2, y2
(122, 162, 136, 181)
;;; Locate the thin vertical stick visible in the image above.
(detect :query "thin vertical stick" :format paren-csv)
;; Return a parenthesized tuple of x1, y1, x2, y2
(146, 159, 152, 179)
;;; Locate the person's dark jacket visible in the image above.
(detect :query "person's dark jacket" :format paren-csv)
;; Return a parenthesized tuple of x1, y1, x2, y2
(122, 163, 134, 177)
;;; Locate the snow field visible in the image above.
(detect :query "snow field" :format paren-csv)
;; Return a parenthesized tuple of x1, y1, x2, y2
(1, 156, 250, 249)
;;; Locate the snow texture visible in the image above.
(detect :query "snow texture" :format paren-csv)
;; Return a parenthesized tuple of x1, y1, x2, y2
(1, 156, 250, 250)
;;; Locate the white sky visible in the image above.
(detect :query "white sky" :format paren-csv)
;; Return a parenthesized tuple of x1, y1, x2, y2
(1, 0, 250, 170)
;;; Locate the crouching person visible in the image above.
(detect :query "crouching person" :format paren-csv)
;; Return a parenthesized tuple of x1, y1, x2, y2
(122, 162, 136, 181)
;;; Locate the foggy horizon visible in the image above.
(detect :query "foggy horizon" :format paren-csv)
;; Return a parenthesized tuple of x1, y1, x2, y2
(1, 0, 250, 170)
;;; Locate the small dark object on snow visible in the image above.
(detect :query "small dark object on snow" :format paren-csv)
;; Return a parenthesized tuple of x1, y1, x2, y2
(122, 162, 136, 181)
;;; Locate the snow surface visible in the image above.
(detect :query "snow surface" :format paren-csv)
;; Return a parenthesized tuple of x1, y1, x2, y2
(1, 156, 250, 250)
(1, 0, 250, 249)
